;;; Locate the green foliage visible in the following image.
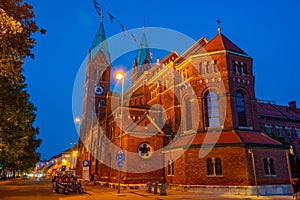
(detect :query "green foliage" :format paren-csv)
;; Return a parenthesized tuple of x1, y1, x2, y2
(0, 0, 45, 85)
(0, 76, 41, 170)
(0, 0, 44, 171)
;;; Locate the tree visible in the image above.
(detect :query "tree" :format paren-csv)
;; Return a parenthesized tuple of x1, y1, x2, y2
(0, 0, 45, 85)
(0, 0, 44, 171)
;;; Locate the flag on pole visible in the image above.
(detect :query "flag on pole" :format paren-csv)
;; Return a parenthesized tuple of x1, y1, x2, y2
(131, 34, 137, 42)
(121, 24, 126, 36)
(107, 12, 115, 24)
(93, 0, 102, 16)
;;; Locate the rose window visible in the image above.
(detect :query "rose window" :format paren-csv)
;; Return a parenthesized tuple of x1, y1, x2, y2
(138, 143, 153, 159)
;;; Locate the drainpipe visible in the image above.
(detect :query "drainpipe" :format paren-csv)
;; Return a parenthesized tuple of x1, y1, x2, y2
(248, 149, 258, 196)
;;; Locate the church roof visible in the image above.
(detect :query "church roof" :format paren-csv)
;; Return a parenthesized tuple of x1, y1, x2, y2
(163, 130, 283, 151)
(175, 36, 208, 64)
(90, 21, 110, 61)
(203, 33, 247, 55)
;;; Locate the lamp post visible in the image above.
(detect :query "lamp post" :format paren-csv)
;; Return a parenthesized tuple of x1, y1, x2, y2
(115, 71, 124, 194)
(70, 142, 77, 172)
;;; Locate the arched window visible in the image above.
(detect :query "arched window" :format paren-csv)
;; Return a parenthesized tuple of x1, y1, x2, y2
(199, 62, 203, 74)
(204, 92, 220, 127)
(212, 61, 217, 73)
(264, 158, 276, 175)
(185, 97, 192, 130)
(215, 158, 222, 175)
(236, 92, 247, 127)
(206, 158, 213, 175)
(206, 158, 223, 176)
(205, 61, 210, 73)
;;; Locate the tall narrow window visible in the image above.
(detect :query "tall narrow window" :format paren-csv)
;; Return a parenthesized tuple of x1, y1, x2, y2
(240, 62, 245, 74)
(265, 125, 272, 136)
(264, 158, 276, 175)
(234, 61, 239, 73)
(269, 158, 275, 175)
(199, 62, 203, 74)
(185, 97, 192, 130)
(168, 160, 174, 175)
(204, 92, 220, 127)
(206, 158, 213, 175)
(263, 158, 269, 175)
(205, 61, 210, 73)
(215, 158, 222, 175)
(286, 128, 292, 138)
(212, 61, 217, 73)
(275, 126, 282, 137)
(236, 92, 247, 127)
(297, 130, 300, 138)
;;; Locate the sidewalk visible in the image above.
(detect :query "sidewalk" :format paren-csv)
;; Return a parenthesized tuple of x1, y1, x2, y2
(59, 185, 294, 200)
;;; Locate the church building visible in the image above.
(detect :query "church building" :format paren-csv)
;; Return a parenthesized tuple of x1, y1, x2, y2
(76, 21, 297, 195)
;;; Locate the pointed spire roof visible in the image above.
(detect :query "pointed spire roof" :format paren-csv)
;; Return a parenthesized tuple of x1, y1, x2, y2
(90, 20, 110, 61)
(203, 32, 247, 55)
(135, 30, 152, 66)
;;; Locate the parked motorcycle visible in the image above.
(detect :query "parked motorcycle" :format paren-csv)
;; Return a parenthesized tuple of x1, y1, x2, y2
(65, 182, 84, 194)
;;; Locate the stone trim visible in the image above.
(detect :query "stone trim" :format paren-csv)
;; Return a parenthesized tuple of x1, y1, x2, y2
(168, 184, 291, 195)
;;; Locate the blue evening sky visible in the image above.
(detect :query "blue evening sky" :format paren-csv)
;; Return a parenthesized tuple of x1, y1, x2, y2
(23, 0, 300, 160)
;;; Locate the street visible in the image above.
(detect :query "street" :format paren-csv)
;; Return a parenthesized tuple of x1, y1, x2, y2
(0, 178, 65, 200)
(0, 178, 295, 200)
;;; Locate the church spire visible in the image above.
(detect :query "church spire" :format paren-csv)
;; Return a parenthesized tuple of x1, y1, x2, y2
(135, 30, 152, 67)
(90, 18, 110, 62)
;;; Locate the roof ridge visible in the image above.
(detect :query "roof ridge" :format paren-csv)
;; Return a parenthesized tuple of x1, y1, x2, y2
(269, 103, 290, 119)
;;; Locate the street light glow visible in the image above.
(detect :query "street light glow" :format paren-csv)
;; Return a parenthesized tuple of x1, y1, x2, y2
(115, 72, 124, 80)
(74, 117, 81, 123)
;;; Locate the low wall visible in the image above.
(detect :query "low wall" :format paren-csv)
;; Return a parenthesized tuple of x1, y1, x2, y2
(169, 184, 291, 195)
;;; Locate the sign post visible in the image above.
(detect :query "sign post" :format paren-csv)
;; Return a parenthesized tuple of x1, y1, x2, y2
(116, 148, 125, 194)
(82, 160, 90, 181)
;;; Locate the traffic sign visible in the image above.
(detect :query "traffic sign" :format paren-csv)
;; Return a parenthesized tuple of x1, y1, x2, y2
(117, 161, 124, 168)
(116, 148, 125, 161)
(82, 160, 90, 167)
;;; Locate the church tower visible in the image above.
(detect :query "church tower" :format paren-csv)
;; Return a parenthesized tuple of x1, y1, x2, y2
(131, 30, 152, 83)
(202, 28, 257, 131)
(76, 19, 111, 179)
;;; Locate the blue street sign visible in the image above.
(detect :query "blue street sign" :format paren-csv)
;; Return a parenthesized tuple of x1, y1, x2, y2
(116, 148, 125, 161)
(82, 160, 90, 167)
(117, 160, 123, 168)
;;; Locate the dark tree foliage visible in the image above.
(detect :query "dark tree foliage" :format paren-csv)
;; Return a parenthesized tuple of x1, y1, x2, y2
(0, 0, 44, 171)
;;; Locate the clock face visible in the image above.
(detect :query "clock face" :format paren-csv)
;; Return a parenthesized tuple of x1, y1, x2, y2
(94, 86, 104, 95)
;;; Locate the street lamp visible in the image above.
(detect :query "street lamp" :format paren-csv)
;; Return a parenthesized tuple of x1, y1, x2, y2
(74, 117, 81, 134)
(115, 71, 125, 194)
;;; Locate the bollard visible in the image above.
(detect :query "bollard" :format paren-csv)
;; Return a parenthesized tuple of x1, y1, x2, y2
(148, 182, 152, 193)
(160, 183, 167, 195)
(153, 182, 158, 194)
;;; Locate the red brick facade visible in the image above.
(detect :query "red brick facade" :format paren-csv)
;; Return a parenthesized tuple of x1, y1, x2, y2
(76, 25, 294, 194)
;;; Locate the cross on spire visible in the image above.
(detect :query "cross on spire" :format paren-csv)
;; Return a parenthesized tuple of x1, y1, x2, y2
(216, 18, 221, 33)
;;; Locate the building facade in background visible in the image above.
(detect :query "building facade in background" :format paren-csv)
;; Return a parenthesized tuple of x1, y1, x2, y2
(76, 22, 300, 194)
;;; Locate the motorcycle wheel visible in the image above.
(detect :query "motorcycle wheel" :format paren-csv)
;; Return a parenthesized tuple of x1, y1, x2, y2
(78, 188, 84, 194)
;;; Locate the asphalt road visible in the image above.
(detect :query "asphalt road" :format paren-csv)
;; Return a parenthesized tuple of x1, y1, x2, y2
(0, 178, 66, 200)
(0, 179, 295, 200)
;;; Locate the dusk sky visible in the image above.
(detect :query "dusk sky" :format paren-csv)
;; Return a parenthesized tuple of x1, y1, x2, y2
(23, 0, 300, 160)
